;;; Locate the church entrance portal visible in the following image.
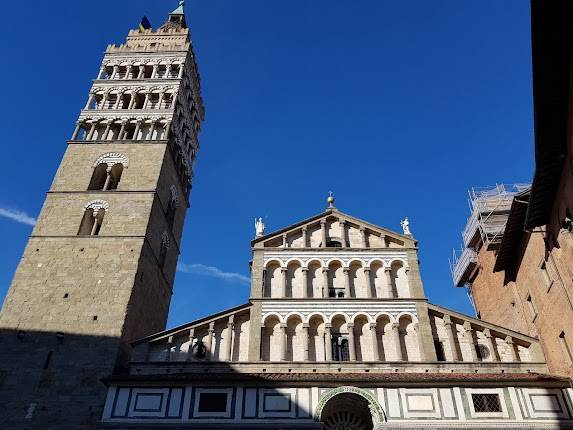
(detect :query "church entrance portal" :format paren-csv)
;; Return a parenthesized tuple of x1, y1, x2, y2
(320, 392, 374, 430)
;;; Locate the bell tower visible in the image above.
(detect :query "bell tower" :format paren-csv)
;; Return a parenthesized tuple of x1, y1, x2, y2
(0, 2, 204, 428)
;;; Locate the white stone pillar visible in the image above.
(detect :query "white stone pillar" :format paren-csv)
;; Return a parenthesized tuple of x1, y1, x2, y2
(339, 220, 347, 248)
(360, 227, 367, 248)
(391, 323, 403, 361)
(483, 328, 499, 362)
(385, 268, 394, 298)
(347, 322, 356, 361)
(281, 268, 287, 298)
(143, 93, 150, 109)
(128, 93, 136, 109)
(302, 323, 310, 362)
(125, 65, 133, 79)
(165, 335, 174, 362)
(97, 65, 105, 79)
(118, 121, 127, 140)
(89, 210, 100, 235)
(186, 327, 195, 361)
(100, 93, 108, 109)
(225, 316, 234, 362)
(157, 92, 165, 110)
(302, 226, 308, 248)
(110, 65, 119, 79)
(381, 233, 388, 247)
(301, 267, 308, 298)
(279, 323, 287, 361)
(165, 64, 172, 78)
(164, 120, 172, 139)
(178, 64, 184, 78)
(320, 220, 327, 247)
(505, 336, 519, 362)
(324, 324, 333, 361)
(363, 268, 372, 298)
(113, 94, 121, 109)
(102, 166, 112, 190)
(137, 66, 145, 79)
(148, 120, 156, 140)
(71, 122, 81, 140)
(282, 233, 288, 248)
(102, 123, 112, 141)
(370, 323, 379, 361)
(322, 268, 329, 298)
(343, 268, 351, 298)
(463, 321, 478, 362)
(413, 323, 426, 361)
(206, 322, 215, 361)
(86, 122, 97, 140)
(151, 64, 159, 79)
(443, 315, 459, 361)
(133, 120, 142, 140)
(85, 93, 95, 109)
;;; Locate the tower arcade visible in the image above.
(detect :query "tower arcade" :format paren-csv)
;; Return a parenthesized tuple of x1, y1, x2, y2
(0, 3, 204, 429)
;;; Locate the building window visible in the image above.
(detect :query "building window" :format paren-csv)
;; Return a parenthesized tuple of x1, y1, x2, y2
(89, 154, 128, 190)
(539, 260, 553, 290)
(332, 337, 350, 361)
(472, 394, 502, 413)
(476, 344, 490, 360)
(198, 393, 228, 413)
(525, 294, 537, 321)
(559, 331, 573, 366)
(78, 202, 107, 236)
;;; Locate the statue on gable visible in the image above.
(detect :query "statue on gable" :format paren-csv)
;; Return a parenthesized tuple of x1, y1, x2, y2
(401, 217, 412, 236)
(255, 217, 265, 238)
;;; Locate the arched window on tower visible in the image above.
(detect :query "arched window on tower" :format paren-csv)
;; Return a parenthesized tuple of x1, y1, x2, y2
(78, 201, 108, 236)
(88, 153, 128, 190)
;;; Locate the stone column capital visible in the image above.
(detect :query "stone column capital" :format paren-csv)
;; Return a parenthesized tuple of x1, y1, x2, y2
(443, 315, 453, 326)
(301, 267, 309, 272)
(324, 323, 332, 330)
(384, 267, 392, 273)
(363, 267, 371, 273)
(483, 328, 492, 338)
(347, 322, 354, 329)
(302, 225, 308, 232)
(279, 323, 287, 330)
(302, 323, 310, 329)
(462, 321, 472, 332)
(369, 322, 377, 330)
(343, 267, 350, 274)
(320, 219, 327, 226)
(505, 335, 514, 345)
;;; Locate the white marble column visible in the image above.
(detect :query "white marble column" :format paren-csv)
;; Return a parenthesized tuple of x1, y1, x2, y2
(151, 64, 159, 78)
(483, 328, 499, 362)
(165, 335, 174, 362)
(302, 323, 310, 362)
(85, 93, 95, 109)
(339, 220, 347, 248)
(324, 324, 333, 361)
(463, 321, 478, 361)
(282, 233, 288, 248)
(206, 322, 215, 361)
(322, 268, 329, 298)
(360, 227, 367, 248)
(370, 323, 379, 361)
(125, 65, 133, 79)
(391, 323, 403, 361)
(302, 226, 308, 248)
(505, 336, 519, 362)
(343, 268, 351, 298)
(347, 322, 356, 361)
(133, 120, 142, 140)
(71, 122, 81, 140)
(102, 122, 112, 141)
(301, 267, 308, 298)
(279, 323, 287, 361)
(186, 327, 195, 361)
(118, 121, 127, 140)
(225, 316, 234, 361)
(110, 65, 119, 79)
(363, 268, 372, 298)
(281, 268, 288, 298)
(178, 64, 184, 78)
(86, 122, 97, 140)
(385, 268, 394, 298)
(443, 315, 459, 361)
(320, 220, 327, 247)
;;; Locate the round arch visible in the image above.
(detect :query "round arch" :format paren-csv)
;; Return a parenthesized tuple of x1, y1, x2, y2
(314, 386, 386, 425)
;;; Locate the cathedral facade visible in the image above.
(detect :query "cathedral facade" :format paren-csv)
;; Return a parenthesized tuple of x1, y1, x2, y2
(100, 201, 573, 429)
(1, 3, 573, 430)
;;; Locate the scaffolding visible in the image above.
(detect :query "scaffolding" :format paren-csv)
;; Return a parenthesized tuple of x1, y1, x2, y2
(450, 183, 530, 288)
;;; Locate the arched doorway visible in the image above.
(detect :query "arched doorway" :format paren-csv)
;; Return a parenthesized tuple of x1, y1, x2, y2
(316, 387, 385, 430)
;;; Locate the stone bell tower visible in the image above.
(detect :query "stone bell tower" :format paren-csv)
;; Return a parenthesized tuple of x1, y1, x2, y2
(0, 2, 204, 429)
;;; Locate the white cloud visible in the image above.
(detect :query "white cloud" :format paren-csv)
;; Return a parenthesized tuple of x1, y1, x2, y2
(0, 207, 36, 227)
(177, 262, 250, 285)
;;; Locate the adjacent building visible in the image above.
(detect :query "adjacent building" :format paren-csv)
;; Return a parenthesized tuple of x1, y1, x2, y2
(450, 1, 573, 378)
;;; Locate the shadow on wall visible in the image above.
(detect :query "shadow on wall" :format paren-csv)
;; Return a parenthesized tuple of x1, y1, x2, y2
(0, 328, 126, 430)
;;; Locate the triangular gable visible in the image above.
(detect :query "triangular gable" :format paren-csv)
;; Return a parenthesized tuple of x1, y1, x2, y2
(252, 208, 416, 248)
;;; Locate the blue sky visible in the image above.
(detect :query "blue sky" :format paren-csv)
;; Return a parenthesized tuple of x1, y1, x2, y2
(0, 1, 533, 328)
